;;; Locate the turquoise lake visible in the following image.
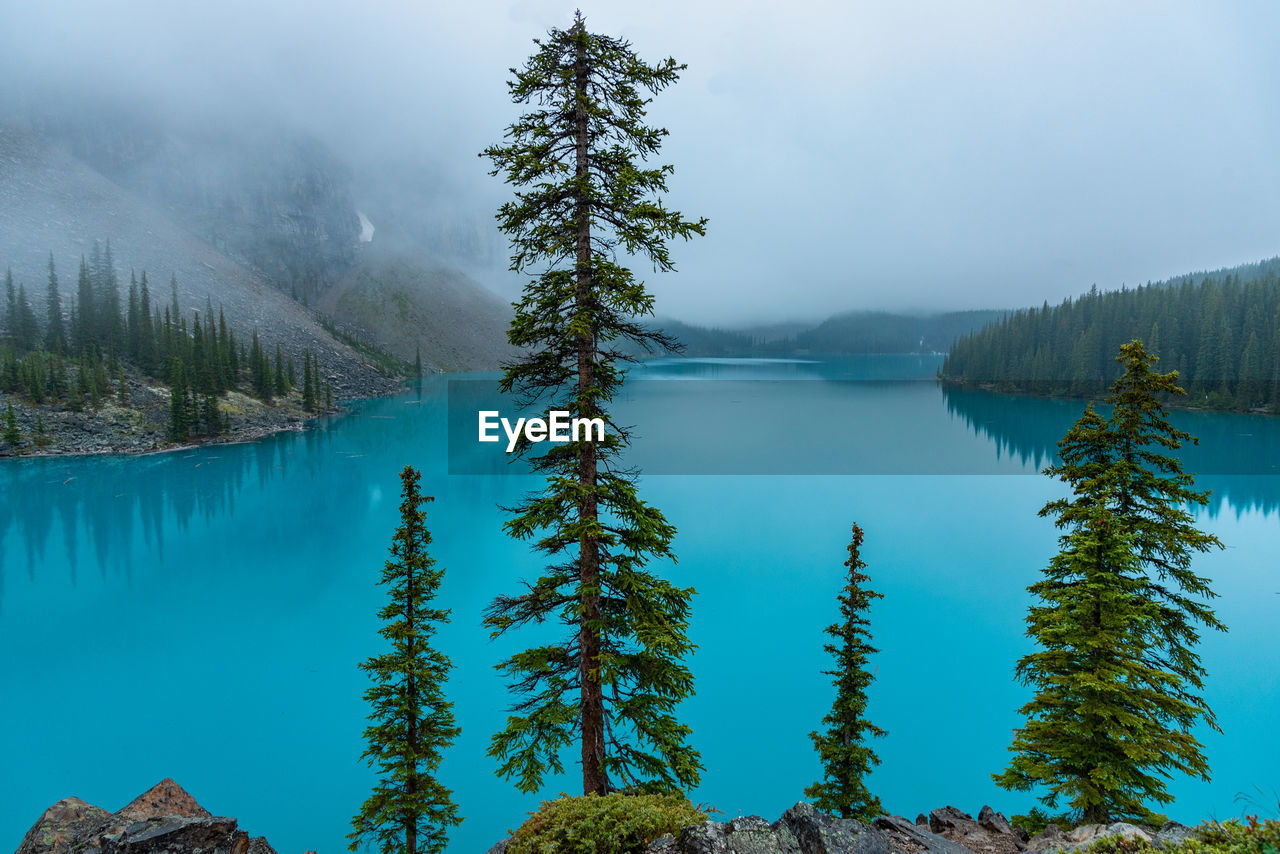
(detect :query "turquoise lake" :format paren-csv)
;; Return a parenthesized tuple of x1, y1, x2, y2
(2, 356, 1277, 852)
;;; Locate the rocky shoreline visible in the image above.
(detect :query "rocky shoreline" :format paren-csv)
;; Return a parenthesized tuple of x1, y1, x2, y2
(0, 368, 406, 459)
(491, 803, 1200, 854)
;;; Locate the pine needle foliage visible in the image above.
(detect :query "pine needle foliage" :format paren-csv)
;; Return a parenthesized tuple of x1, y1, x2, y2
(350, 466, 461, 854)
(805, 522, 885, 821)
(996, 340, 1226, 824)
(480, 11, 706, 796)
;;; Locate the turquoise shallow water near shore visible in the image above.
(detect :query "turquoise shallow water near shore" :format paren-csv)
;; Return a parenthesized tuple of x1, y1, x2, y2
(2, 356, 1276, 853)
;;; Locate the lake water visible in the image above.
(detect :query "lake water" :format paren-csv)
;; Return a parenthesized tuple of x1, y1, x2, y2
(2, 356, 1277, 853)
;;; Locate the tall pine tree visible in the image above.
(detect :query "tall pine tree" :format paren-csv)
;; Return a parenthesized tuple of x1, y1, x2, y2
(481, 11, 705, 795)
(995, 340, 1225, 823)
(805, 523, 885, 821)
(349, 465, 460, 854)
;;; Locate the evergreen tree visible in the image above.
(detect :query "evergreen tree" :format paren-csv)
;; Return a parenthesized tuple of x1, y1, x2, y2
(349, 465, 461, 854)
(481, 12, 705, 795)
(14, 283, 40, 354)
(75, 257, 94, 354)
(139, 273, 155, 374)
(995, 340, 1225, 823)
(3, 269, 14, 344)
(45, 254, 65, 354)
(805, 523, 886, 821)
(3, 400, 20, 447)
(275, 343, 287, 395)
(168, 357, 189, 442)
(302, 351, 316, 412)
(414, 344, 422, 379)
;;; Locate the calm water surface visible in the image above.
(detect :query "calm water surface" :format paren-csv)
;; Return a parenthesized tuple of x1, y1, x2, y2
(2, 356, 1276, 852)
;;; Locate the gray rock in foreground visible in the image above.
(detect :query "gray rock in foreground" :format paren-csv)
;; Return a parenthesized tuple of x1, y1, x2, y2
(15, 780, 277, 854)
(645, 802, 992, 854)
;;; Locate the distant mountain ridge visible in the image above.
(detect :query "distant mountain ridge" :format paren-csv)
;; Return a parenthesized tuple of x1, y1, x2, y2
(643, 310, 1007, 358)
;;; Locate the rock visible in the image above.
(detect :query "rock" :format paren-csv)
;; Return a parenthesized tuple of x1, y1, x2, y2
(1029, 821, 1155, 854)
(486, 836, 512, 854)
(1065, 824, 1108, 844)
(915, 816, 929, 828)
(928, 808, 975, 836)
(923, 806, 1022, 854)
(647, 833, 681, 854)
(680, 821, 732, 854)
(16, 781, 269, 854)
(247, 837, 278, 854)
(118, 778, 212, 821)
(98, 815, 247, 854)
(1155, 822, 1197, 848)
(978, 807, 1014, 837)
(727, 816, 796, 854)
(15, 798, 112, 854)
(1104, 823, 1153, 844)
(873, 815, 975, 854)
(777, 802, 892, 854)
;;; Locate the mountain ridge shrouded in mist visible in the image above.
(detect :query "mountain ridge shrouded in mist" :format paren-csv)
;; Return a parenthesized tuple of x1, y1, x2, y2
(0, 98, 515, 373)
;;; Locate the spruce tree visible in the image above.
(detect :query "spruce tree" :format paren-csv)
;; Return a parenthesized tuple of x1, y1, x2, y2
(805, 523, 885, 821)
(481, 11, 705, 795)
(45, 254, 65, 354)
(349, 465, 460, 854)
(14, 284, 40, 354)
(3, 400, 20, 448)
(302, 351, 316, 412)
(168, 357, 189, 442)
(995, 339, 1225, 823)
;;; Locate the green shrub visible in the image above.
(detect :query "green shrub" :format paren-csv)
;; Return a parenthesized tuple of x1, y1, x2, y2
(1187, 818, 1280, 854)
(507, 792, 708, 854)
(1010, 808, 1076, 836)
(1070, 817, 1280, 854)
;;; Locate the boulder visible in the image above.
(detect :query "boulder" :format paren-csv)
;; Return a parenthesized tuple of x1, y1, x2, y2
(98, 816, 247, 854)
(1029, 821, 1155, 854)
(1155, 822, 1197, 849)
(677, 816, 803, 854)
(922, 806, 1022, 854)
(247, 837, 279, 854)
(929, 808, 975, 837)
(15, 798, 112, 854)
(15, 780, 271, 854)
(776, 802, 892, 854)
(118, 778, 212, 821)
(873, 815, 975, 854)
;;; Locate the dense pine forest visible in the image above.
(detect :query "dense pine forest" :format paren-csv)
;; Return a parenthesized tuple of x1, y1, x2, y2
(940, 258, 1280, 412)
(1, 241, 335, 452)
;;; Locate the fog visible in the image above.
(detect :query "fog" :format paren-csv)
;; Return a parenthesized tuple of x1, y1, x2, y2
(4, 0, 1280, 325)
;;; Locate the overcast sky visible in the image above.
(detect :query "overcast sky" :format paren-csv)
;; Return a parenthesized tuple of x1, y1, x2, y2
(4, 0, 1280, 325)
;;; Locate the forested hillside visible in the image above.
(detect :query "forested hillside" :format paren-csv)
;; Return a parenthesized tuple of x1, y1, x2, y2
(0, 243, 368, 455)
(639, 310, 1004, 358)
(940, 259, 1280, 412)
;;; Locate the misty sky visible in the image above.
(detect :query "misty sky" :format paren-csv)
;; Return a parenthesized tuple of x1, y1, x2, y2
(4, 0, 1280, 325)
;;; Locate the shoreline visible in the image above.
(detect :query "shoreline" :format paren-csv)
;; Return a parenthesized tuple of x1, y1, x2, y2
(0, 375, 412, 462)
(935, 377, 1276, 417)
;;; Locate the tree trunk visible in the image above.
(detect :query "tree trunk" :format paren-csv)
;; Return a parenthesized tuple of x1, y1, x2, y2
(572, 23, 607, 797)
(406, 517, 419, 854)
